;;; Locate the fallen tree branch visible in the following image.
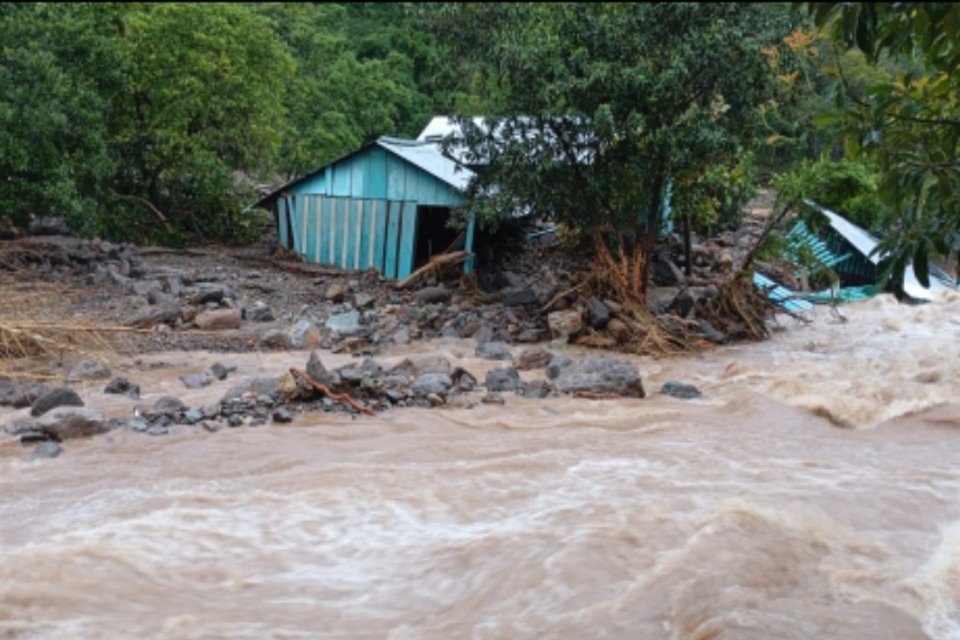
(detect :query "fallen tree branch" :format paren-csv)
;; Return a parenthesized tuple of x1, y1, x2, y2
(108, 188, 174, 233)
(539, 281, 589, 313)
(395, 250, 469, 289)
(289, 367, 377, 416)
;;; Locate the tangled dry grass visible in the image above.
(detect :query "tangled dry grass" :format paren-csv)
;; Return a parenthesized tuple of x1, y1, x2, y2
(0, 274, 142, 380)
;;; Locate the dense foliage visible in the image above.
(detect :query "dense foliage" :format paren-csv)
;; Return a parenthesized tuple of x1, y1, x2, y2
(1, 1, 954, 297)
(424, 3, 778, 296)
(0, 3, 457, 243)
(805, 2, 959, 290)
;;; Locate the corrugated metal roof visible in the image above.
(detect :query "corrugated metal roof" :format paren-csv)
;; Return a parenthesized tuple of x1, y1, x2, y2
(753, 272, 815, 312)
(417, 116, 486, 142)
(376, 136, 474, 192)
(802, 199, 955, 301)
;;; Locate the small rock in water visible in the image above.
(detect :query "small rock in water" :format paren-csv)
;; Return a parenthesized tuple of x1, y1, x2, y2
(183, 409, 204, 424)
(0, 380, 49, 408)
(31, 441, 63, 459)
(411, 373, 453, 397)
(68, 359, 112, 381)
(426, 393, 445, 407)
(227, 415, 243, 428)
(481, 392, 505, 405)
(103, 377, 140, 398)
(154, 396, 186, 415)
(485, 367, 522, 393)
(385, 389, 407, 403)
(34, 407, 109, 440)
(146, 425, 169, 436)
(514, 348, 553, 371)
(201, 421, 222, 433)
(31, 387, 83, 417)
(4, 420, 36, 436)
(272, 407, 294, 423)
(659, 381, 703, 400)
(67, 360, 110, 380)
(209, 363, 231, 381)
(545, 355, 576, 381)
(475, 341, 513, 361)
(179, 372, 213, 389)
(127, 417, 150, 433)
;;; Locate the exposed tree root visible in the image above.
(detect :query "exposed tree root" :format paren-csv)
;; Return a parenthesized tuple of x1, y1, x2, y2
(289, 367, 377, 416)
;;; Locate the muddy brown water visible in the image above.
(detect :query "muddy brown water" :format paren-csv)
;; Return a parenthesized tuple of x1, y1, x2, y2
(2, 293, 959, 640)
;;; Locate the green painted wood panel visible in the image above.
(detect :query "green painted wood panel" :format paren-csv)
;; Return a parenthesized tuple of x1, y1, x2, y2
(464, 214, 476, 274)
(384, 200, 400, 279)
(372, 199, 386, 272)
(398, 201, 417, 279)
(278, 198, 289, 248)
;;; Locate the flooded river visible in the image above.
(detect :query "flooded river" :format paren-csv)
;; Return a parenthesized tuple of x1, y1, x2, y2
(1, 292, 958, 639)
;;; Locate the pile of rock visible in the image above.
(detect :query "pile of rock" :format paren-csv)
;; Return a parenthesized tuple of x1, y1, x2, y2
(3, 348, 659, 459)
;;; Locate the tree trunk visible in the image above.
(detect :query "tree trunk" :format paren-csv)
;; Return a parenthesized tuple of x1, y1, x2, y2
(637, 174, 666, 301)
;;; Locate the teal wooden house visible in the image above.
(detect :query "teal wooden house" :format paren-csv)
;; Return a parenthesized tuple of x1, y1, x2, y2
(256, 137, 476, 280)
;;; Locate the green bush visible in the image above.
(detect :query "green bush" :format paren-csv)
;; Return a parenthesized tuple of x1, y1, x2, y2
(675, 151, 759, 235)
(773, 158, 888, 232)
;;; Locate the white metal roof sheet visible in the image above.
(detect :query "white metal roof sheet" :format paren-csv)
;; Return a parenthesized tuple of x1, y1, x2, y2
(803, 199, 951, 300)
(377, 136, 475, 192)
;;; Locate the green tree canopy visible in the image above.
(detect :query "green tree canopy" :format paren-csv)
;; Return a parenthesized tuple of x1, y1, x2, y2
(427, 3, 777, 297)
(806, 2, 960, 290)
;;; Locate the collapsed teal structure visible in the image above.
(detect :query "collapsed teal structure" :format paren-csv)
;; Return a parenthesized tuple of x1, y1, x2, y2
(255, 137, 475, 280)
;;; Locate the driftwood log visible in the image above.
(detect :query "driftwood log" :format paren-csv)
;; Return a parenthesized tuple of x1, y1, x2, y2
(395, 250, 469, 289)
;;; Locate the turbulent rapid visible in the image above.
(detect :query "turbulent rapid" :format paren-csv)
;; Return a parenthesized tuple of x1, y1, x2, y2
(2, 292, 958, 640)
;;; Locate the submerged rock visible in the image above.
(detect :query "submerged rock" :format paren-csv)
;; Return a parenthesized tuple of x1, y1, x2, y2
(659, 381, 703, 400)
(179, 372, 213, 389)
(31, 441, 63, 459)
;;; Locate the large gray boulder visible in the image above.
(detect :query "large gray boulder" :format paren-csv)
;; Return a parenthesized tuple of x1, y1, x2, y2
(553, 356, 645, 397)
(31, 387, 84, 417)
(0, 380, 49, 408)
(485, 367, 522, 393)
(34, 407, 111, 440)
(411, 373, 453, 398)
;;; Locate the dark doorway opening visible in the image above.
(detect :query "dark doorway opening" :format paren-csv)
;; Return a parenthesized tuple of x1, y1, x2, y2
(414, 206, 460, 268)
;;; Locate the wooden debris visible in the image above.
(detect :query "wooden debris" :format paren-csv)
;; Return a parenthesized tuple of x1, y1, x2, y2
(395, 250, 469, 289)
